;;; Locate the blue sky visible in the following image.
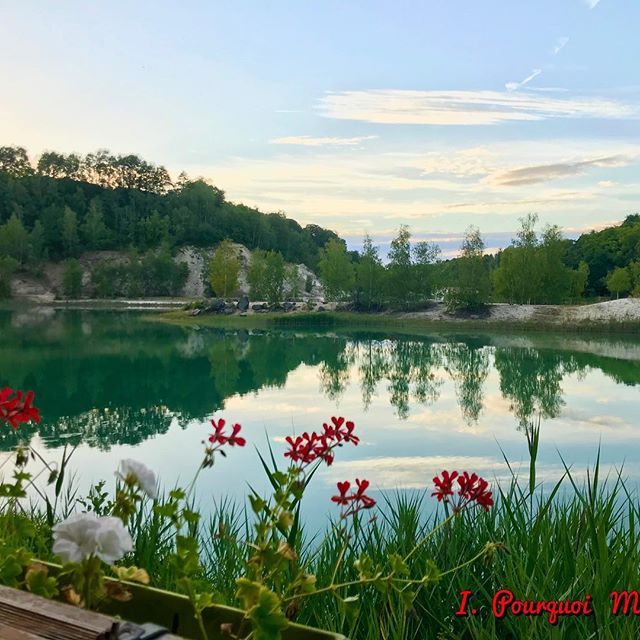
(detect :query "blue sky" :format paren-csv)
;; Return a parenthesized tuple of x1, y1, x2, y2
(1, 0, 639, 254)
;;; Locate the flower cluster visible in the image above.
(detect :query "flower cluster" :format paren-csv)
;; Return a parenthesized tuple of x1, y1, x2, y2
(0, 387, 41, 429)
(331, 478, 376, 518)
(209, 418, 246, 447)
(202, 418, 246, 468)
(52, 512, 133, 565)
(284, 417, 359, 468)
(432, 470, 494, 512)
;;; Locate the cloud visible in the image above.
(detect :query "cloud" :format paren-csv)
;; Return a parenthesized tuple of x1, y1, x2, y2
(270, 135, 377, 147)
(505, 69, 542, 92)
(584, 0, 601, 7)
(553, 37, 570, 55)
(319, 89, 637, 126)
(489, 155, 632, 186)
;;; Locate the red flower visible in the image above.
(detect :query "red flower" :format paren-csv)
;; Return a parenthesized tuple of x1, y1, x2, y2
(431, 469, 494, 513)
(331, 477, 376, 517)
(208, 418, 228, 444)
(227, 423, 246, 447)
(431, 470, 458, 502)
(285, 417, 358, 470)
(331, 481, 351, 505)
(0, 388, 41, 429)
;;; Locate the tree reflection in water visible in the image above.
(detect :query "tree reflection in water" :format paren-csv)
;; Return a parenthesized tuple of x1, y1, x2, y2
(2, 309, 640, 452)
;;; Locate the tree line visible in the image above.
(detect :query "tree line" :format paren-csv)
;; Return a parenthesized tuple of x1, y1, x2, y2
(0, 145, 340, 296)
(312, 213, 640, 309)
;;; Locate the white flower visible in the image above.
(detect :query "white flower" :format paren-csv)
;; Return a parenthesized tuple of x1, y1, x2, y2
(116, 458, 158, 499)
(52, 512, 133, 565)
(93, 516, 133, 564)
(52, 512, 102, 564)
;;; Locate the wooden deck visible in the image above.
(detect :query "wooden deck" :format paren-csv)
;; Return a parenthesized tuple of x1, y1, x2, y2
(0, 586, 183, 640)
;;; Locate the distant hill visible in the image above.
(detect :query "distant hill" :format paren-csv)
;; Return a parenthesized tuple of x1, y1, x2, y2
(566, 214, 640, 296)
(0, 145, 342, 270)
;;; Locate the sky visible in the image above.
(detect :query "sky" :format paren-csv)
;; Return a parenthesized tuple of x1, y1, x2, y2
(1, 0, 639, 255)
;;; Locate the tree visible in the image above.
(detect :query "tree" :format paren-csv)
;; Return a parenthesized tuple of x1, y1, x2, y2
(37, 151, 82, 179)
(538, 225, 572, 303)
(493, 214, 541, 304)
(447, 226, 491, 310)
(386, 225, 414, 308)
(569, 261, 589, 301)
(62, 206, 80, 257)
(62, 258, 83, 298)
(318, 238, 355, 301)
(248, 249, 286, 304)
(413, 240, 441, 302)
(606, 267, 631, 299)
(0, 146, 33, 177)
(81, 200, 110, 249)
(208, 239, 240, 298)
(355, 234, 384, 310)
(0, 213, 30, 266)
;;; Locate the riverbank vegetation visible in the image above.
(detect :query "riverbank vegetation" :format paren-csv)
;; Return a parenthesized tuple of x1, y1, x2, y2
(1, 145, 640, 309)
(2, 388, 640, 639)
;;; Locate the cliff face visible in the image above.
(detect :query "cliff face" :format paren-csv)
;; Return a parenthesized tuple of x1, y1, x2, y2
(10, 243, 325, 302)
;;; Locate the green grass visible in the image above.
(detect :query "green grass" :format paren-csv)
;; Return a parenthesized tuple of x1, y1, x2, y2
(4, 459, 640, 639)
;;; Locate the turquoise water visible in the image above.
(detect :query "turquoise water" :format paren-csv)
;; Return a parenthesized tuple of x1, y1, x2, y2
(2, 308, 640, 519)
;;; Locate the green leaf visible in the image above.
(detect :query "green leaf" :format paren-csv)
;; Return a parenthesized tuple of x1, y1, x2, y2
(422, 559, 441, 584)
(25, 568, 58, 598)
(247, 586, 288, 640)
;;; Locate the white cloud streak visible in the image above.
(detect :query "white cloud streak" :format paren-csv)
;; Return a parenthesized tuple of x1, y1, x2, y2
(505, 68, 542, 92)
(553, 36, 570, 55)
(319, 89, 637, 126)
(270, 135, 377, 147)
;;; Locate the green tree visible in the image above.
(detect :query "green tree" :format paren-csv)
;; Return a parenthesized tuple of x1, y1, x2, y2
(569, 261, 589, 301)
(62, 258, 83, 298)
(606, 267, 631, 299)
(493, 214, 541, 304)
(29, 220, 46, 262)
(81, 200, 110, 249)
(208, 239, 240, 298)
(0, 213, 30, 266)
(355, 234, 384, 310)
(412, 240, 440, 302)
(448, 226, 491, 310)
(386, 225, 413, 308)
(247, 249, 286, 304)
(0, 146, 33, 177)
(62, 206, 80, 257)
(318, 238, 355, 301)
(538, 225, 572, 303)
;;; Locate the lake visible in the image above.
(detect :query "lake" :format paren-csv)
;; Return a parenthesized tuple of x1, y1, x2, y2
(2, 308, 640, 524)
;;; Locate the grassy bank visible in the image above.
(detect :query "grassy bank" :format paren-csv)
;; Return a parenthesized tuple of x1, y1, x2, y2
(149, 308, 640, 337)
(4, 461, 640, 639)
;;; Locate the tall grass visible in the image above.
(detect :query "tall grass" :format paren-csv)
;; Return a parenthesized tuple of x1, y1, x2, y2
(3, 456, 640, 638)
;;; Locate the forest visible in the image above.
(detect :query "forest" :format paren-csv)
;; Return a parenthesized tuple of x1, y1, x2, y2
(1, 144, 639, 307)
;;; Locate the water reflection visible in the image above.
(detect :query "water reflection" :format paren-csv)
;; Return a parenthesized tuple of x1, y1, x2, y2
(2, 309, 640, 453)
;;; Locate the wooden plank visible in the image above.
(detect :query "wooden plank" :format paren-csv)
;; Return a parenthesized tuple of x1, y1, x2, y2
(0, 623, 45, 640)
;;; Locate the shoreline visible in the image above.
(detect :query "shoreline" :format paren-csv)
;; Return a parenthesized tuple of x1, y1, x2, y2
(4, 298, 640, 335)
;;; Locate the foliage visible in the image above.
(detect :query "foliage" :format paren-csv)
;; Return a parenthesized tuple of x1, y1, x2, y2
(62, 259, 83, 299)
(445, 226, 491, 310)
(248, 250, 286, 304)
(0, 146, 339, 268)
(318, 238, 355, 301)
(91, 248, 187, 298)
(208, 239, 241, 298)
(606, 266, 631, 299)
